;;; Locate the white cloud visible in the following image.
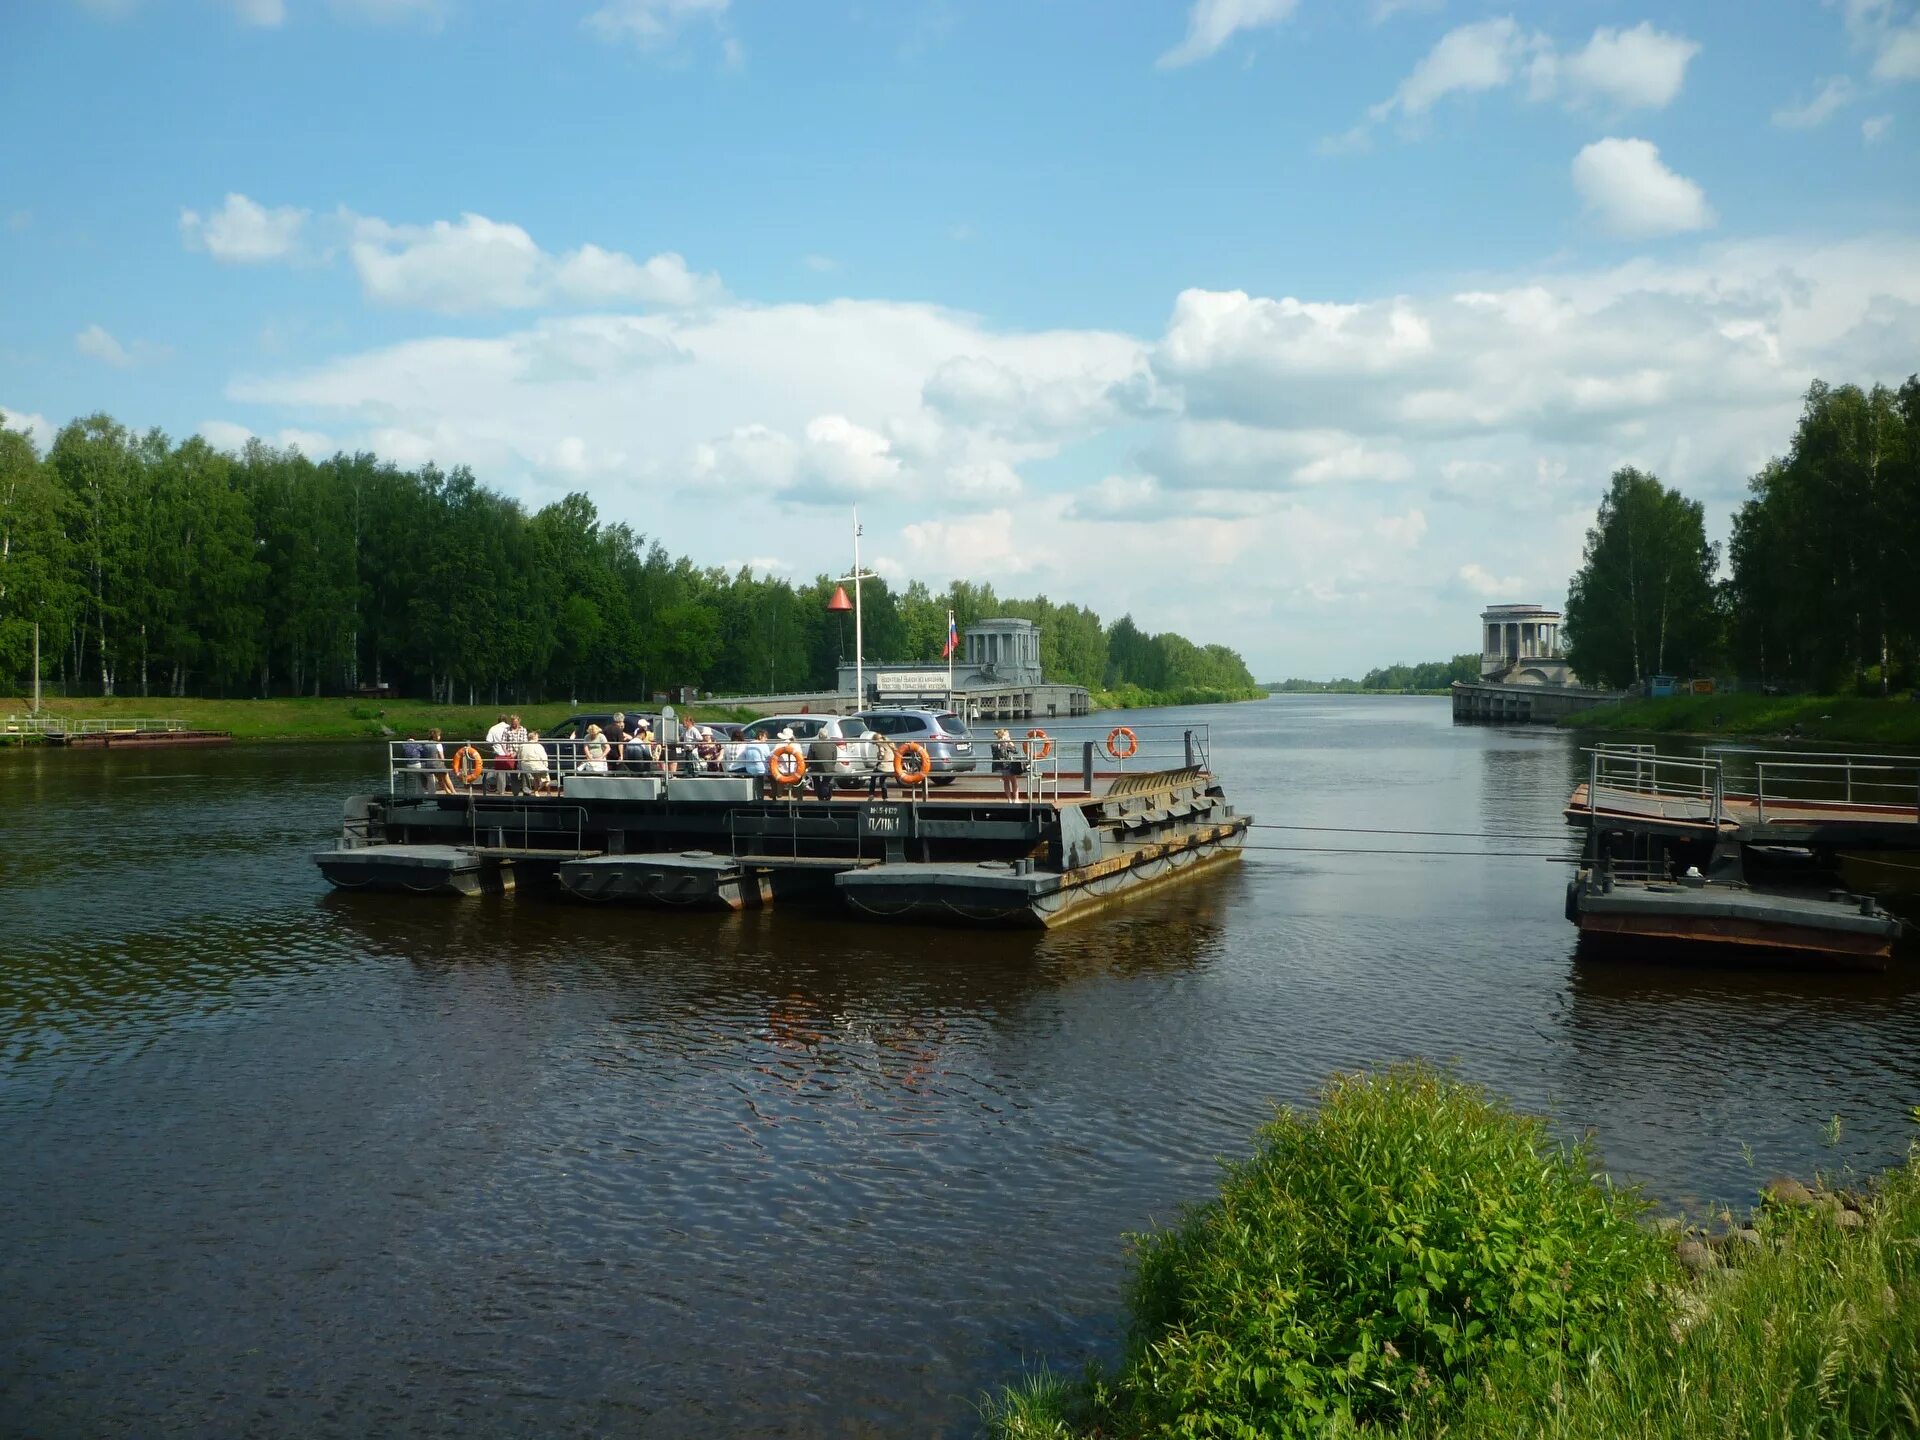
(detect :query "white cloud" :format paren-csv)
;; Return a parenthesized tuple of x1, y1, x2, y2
(897, 509, 1047, 577)
(1157, 0, 1298, 68)
(1344, 18, 1697, 145)
(1863, 112, 1895, 140)
(1375, 507, 1427, 549)
(1538, 22, 1700, 110)
(586, 0, 730, 49)
(1372, 17, 1532, 122)
(198, 420, 257, 451)
(803, 254, 838, 273)
(1837, 0, 1920, 80)
(197, 420, 339, 455)
(228, 0, 285, 24)
(220, 234, 1920, 676)
(346, 211, 723, 313)
(1, 407, 57, 453)
(1879, 26, 1920, 77)
(1773, 75, 1857, 127)
(180, 193, 308, 263)
(75, 324, 132, 368)
(1571, 138, 1714, 238)
(1457, 561, 1526, 597)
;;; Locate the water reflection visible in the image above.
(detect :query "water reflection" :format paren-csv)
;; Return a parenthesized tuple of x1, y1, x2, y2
(4, 706, 1919, 1438)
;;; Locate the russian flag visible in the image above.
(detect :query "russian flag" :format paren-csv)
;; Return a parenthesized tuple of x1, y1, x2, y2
(942, 610, 958, 658)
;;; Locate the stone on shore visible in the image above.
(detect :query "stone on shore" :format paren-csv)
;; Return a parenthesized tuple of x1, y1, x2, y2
(1763, 1177, 1817, 1208)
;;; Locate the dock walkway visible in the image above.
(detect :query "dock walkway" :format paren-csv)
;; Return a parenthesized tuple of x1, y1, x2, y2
(1566, 746, 1920, 849)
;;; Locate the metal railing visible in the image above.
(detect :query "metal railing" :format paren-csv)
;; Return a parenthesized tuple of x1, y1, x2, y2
(2, 714, 189, 735)
(1584, 746, 1726, 827)
(383, 721, 1213, 803)
(1698, 747, 1920, 822)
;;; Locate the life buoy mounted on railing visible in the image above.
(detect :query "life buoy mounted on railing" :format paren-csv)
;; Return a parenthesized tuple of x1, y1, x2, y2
(893, 741, 931, 786)
(1105, 726, 1138, 760)
(1023, 728, 1052, 760)
(770, 745, 808, 785)
(451, 745, 485, 785)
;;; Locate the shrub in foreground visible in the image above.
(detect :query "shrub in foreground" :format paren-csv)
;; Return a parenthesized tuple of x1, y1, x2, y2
(990, 1065, 1668, 1437)
(1434, 1143, 1920, 1440)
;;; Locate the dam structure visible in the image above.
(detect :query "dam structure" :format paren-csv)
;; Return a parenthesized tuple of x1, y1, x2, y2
(314, 720, 1246, 928)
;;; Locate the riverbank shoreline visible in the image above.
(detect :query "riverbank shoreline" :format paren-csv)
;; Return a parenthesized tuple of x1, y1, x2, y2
(1561, 692, 1920, 747)
(0, 697, 759, 745)
(3, 689, 1267, 745)
(988, 1068, 1920, 1439)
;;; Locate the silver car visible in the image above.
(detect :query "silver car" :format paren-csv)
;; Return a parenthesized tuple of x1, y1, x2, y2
(852, 708, 979, 783)
(740, 714, 880, 785)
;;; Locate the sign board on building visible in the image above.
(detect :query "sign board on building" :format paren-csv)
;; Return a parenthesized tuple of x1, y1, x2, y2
(877, 671, 952, 692)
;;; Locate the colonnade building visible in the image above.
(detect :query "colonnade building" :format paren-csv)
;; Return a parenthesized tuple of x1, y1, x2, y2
(835, 617, 1091, 720)
(1479, 603, 1578, 686)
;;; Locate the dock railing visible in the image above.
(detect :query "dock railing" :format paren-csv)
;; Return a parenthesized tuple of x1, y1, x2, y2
(1584, 746, 1726, 828)
(3, 714, 189, 736)
(1701, 747, 1920, 822)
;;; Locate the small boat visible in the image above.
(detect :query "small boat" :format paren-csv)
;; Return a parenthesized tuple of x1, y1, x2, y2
(1566, 868, 1902, 971)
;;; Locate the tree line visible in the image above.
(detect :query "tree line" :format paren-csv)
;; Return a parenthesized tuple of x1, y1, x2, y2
(0, 412, 1258, 704)
(1564, 375, 1920, 694)
(1269, 656, 1477, 692)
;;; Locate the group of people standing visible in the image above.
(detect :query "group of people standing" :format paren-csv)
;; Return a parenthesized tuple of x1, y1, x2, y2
(397, 713, 1035, 802)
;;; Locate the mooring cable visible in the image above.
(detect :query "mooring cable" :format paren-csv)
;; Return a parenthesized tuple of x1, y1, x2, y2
(1240, 843, 1580, 861)
(1247, 822, 1571, 842)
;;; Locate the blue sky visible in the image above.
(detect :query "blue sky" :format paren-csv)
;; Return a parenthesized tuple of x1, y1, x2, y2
(5, 0, 1919, 676)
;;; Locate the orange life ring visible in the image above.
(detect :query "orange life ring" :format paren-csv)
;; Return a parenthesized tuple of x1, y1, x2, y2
(1106, 726, 1138, 759)
(893, 740, 930, 785)
(770, 744, 808, 784)
(451, 745, 485, 785)
(1023, 728, 1052, 760)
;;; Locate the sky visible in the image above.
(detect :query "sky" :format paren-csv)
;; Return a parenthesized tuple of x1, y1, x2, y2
(3, 0, 1918, 679)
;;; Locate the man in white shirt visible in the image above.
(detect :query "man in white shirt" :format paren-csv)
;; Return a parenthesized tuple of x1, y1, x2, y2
(485, 713, 511, 794)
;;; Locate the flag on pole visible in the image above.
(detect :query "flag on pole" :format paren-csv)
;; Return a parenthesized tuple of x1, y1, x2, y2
(942, 610, 959, 658)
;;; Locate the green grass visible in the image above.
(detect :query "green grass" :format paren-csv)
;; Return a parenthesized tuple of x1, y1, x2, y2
(1565, 692, 1920, 747)
(1427, 1141, 1920, 1440)
(985, 1072, 1920, 1440)
(0, 695, 761, 743)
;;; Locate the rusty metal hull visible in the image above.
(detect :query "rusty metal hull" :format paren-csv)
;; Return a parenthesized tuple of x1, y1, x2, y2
(1569, 875, 1900, 971)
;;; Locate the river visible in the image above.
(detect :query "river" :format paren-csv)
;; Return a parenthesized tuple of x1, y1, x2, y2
(3, 695, 1917, 1437)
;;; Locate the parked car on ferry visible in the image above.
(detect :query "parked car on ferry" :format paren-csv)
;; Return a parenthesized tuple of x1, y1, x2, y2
(544, 711, 659, 766)
(851, 708, 979, 782)
(739, 714, 879, 785)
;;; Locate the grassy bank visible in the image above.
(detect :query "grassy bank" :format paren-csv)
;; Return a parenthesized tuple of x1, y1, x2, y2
(0, 696, 760, 743)
(986, 1067, 1920, 1439)
(1565, 691, 1920, 747)
(1091, 683, 1270, 711)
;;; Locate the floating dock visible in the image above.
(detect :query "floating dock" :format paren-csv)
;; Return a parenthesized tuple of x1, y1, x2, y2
(1564, 745, 1916, 969)
(314, 724, 1248, 929)
(3, 716, 232, 749)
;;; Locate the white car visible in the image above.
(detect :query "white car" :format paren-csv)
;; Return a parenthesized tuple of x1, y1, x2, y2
(740, 714, 880, 785)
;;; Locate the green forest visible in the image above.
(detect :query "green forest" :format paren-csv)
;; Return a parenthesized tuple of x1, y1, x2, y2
(1268, 656, 1477, 692)
(1564, 375, 1920, 693)
(0, 412, 1258, 705)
